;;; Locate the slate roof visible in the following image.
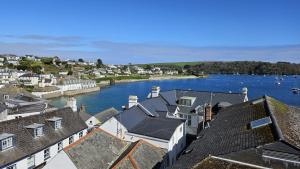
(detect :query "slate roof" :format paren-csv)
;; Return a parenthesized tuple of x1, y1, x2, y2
(128, 117, 184, 140)
(94, 107, 119, 124)
(0, 107, 87, 168)
(192, 156, 259, 169)
(0, 86, 37, 102)
(65, 128, 130, 169)
(111, 140, 167, 169)
(8, 103, 46, 115)
(160, 89, 244, 114)
(171, 97, 277, 169)
(172, 96, 300, 169)
(78, 109, 92, 122)
(265, 96, 300, 149)
(19, 73, 39, 78)
(221, 143, 300, 169)
(117, 99, 184, 140)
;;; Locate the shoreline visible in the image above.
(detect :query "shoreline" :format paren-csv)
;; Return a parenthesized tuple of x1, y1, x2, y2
(114, 75, 199, 84)
(47, 75, 199, 100)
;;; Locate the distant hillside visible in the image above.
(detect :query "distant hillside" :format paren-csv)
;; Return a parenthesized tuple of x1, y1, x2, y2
(140, 61, 300, 75)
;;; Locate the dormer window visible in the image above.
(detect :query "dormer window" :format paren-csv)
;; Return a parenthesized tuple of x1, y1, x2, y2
(0, 133, 15, 151)
(25, 123, 44, 138)
(179, 97, 196, 107)
(47, 117, 62, 130)
(3, 94, 9, 100)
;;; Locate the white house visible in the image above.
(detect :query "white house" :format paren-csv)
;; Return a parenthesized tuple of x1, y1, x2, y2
(56, 76, 96, 92)
(19, 73, 40, 86)
(100, 94, 186, 166)
(0, 107, 88, 169)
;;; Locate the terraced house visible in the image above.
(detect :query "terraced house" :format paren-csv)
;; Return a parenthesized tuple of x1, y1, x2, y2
(0, 107, 88, 169)
(171, 96, 300, 169)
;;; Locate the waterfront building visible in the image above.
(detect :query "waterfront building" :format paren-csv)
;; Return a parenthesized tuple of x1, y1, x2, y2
(56, 76, 96, 92)
(43, 128, 167, 169)
(171, 96, 300, 169)
(19, 73, 40, 86)
(0, 85, 48, 122)
(0, 68, 28, 84)
(0, 107, 88, 169)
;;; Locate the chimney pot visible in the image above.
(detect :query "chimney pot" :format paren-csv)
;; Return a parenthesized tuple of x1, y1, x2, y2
(151, 86, 160, 98)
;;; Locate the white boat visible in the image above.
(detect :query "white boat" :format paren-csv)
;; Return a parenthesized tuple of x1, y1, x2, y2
(291, 88, 300, 94)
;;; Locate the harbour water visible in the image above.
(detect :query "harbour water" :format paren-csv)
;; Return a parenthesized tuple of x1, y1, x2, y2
(50, 75, 300, 114)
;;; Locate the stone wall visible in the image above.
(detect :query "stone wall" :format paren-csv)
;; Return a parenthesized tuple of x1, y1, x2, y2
(41, 87, 100, 99)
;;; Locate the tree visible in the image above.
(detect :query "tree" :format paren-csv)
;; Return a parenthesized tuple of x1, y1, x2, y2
(67, 70, 73, 75)
(78, 58, 84, 62)
(41, 57, 53, 65)
(96, 58, 103, 68)
(145, 64, 152, 70)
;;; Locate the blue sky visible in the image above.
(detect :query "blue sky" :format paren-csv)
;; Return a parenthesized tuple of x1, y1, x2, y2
(0, 0, 300, 63)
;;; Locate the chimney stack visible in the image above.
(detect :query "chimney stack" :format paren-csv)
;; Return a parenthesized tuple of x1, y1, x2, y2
(79, 104, 86, 113)
(204, 104, 212, 122)
(242, 87, 248, 102)
(151, 86, 160, 98)
(66, 97, 77, 112)
(128, 95, 138, 108)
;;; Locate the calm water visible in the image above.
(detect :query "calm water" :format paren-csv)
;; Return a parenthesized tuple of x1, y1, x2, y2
(50, 75, 300, 114)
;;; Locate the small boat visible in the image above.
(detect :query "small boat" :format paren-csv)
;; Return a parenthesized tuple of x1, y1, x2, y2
(275, 81, 281, 85)
(291, 88, 300, 94)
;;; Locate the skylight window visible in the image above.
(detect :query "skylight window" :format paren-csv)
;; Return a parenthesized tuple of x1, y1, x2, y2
(250, 116, 272, 129)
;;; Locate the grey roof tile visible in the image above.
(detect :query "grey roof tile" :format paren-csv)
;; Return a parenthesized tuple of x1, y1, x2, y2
(0, 107, 87, 168)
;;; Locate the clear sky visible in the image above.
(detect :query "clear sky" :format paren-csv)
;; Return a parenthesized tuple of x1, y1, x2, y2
(0, 0, 300, 63)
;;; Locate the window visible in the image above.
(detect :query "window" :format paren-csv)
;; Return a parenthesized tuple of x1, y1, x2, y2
(6, 164, 16, 169)
(57, 142, 63, 152)
(250, 116, 272, 129)
(3, 95, 9, 100)
(34, 127, 43, 138)
(179, 99, 192, 106)
(69, 136, 74, 145)
(44, 148, 50, 161)
(187, 115, 192, 126)
(27, 155, 35, 168)
(55, 120, 62, 129)
(79, 131, 83, 138)
(1, 137, 13, 150)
